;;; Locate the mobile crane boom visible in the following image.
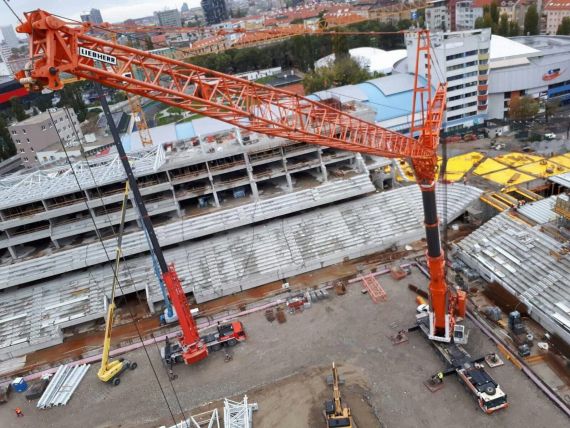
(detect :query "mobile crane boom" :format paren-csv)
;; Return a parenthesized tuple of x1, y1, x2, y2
(15, 9, 457, 342)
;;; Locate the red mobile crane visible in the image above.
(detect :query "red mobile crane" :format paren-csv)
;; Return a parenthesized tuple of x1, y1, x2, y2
(15, 10, 506, 412)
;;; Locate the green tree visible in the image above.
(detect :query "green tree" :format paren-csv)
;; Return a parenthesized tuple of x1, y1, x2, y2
(145, 36, 154, 51)
(332, 32, 349, 62)
(57, 83, 88, 122)
(545, 99, 560, 123)
(557, 17, 570, 35)
(490, 1, 500, 25)
(475, 12, 494, 30)
(303, 57, 372, 93)
(524, 4, 539, 35)
(509, 95, 540, 120)
(0, 115, 16, 160)
(498, 13, 509, 36)
(9, 98, 28, 121)
(508, 20, 521, 36)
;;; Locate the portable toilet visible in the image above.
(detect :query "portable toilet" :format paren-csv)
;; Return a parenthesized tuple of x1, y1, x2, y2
(12, 377, 28, 393)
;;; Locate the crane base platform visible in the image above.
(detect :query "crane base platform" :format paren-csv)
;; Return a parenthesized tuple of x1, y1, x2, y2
(411, 313, 509, 414)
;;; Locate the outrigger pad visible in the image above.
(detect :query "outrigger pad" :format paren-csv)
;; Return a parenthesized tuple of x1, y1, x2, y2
(423, 378, 445, 393)
(390, 330, 409, 345)
(485, 353, 504, 368)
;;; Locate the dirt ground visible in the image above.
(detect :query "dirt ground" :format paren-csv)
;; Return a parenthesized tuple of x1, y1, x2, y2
(0, 267, 568, 428)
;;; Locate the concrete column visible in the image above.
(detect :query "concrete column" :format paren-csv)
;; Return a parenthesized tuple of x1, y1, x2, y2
(390, 160, 397, 188)
(353, 153, 367, 174)
(7, 245, 16, 260)
(281, 149, 293, 191)
(164, 170, 182, 217)
(317, 149, 328, 182)
(205, 161, 220, 207)
(235, 128, 243, 146)
(243, 153, 259, 200)
(48, 219, 60, 249)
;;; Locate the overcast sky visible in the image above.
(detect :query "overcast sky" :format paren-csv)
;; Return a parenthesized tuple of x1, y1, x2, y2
(1, 1, 201, 33)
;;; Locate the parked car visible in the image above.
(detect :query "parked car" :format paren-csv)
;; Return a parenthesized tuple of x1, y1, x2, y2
(544, 132, 556, 140)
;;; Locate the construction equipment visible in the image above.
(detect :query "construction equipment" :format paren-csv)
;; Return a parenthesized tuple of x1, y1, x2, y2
(324, 363, 353, 428)
(16, 9, 504, 410)
(97, 183, 137, 385)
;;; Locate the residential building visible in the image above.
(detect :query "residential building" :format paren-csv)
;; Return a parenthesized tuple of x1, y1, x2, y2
(8, 108, 83, 169)
(201, 0, 229, 25)
(455, 0, 484, 30)
(80, 8, 104, 24)
(0, 53, 10, 77)
(406, 28, 492, 131)
(154, 9, 183, 27)
(425, 0, 451, 31)
(0, 25, 19, 49)
(545, 0, 570, 34)
(90, 8, 104, 24)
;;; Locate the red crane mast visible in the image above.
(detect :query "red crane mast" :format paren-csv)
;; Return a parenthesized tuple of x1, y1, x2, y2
(15, 10, 463, 344)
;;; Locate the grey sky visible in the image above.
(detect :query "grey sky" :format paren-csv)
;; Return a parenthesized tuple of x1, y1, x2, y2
(1, 1, 200, 31)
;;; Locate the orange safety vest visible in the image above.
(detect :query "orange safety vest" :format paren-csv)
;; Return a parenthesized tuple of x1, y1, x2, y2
(15, 408, 22, 414)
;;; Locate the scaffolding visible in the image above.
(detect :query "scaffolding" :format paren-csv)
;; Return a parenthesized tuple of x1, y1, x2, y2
(223, 396, 256, 428)
(162, 409, 220, 428)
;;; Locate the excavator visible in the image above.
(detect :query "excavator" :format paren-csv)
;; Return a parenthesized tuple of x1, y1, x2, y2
(97, 183, 137, 385)
(14, 9, 506, 412)
(324, 363, 353, 428)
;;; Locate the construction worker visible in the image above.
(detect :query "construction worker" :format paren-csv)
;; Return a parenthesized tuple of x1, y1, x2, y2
(15, 407, 23, 417)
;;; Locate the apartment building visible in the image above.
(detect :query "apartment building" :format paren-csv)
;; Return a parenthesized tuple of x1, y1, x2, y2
(456, 0, 484, 30)
(425, 0, 451, 30)
(201, 0, 229, 25)
(406, 28, 491, 131)
(8, 108, 83, 168)
(154, 9, 183, 27)
(545, 0, 570, 34)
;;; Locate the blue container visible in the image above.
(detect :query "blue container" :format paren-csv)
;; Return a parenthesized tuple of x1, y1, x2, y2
(12, 377, 28, 393)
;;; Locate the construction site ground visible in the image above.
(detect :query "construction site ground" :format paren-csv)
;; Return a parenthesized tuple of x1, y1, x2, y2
(1, 267, 568, 428)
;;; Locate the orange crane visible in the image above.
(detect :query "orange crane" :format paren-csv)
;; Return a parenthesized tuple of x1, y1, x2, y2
(15, 9, 507, 412)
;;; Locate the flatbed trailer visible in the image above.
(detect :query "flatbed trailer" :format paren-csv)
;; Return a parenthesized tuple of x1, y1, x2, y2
(414, 313, 508, 414)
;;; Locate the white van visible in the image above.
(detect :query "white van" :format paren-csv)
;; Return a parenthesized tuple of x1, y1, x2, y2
(544, 132, 556, 140)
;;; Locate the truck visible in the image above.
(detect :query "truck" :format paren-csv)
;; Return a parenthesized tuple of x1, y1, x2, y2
(163, 321, 246, 366)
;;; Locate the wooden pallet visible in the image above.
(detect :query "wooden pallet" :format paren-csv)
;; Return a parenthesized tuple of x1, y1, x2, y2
(359, 274, 387, 303)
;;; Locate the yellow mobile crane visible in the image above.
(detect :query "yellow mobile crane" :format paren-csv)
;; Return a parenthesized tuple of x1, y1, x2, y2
(324, 363, 354, 428)
(97, 183, 138, 385)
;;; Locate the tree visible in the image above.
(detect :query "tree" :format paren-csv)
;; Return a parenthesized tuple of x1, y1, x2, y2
(0, 115, 16, 161)
(145, 36, 154, 51)
(9, 98, 28, 121)
(332, 32, 349, 62)
(524, 4, 539, 35)
(509, 95, 540, 121)
(475, 12, 494, 30)
(557, 17, 570, 35)
(498, 13, 509, 36)
(509, 20, 521, 36)
(490, 1, 500, 25)
(303, 57, 372, 93)
(57, 83, 88, 122)
(545, 99, 561, 123)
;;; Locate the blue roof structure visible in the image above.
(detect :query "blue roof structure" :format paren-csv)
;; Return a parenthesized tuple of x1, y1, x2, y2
(309, 73, 431, 123)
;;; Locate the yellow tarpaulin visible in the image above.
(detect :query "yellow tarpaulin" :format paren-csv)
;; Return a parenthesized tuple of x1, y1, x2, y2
(495, 153, 543, 168)
(517, 160, 569, 178)
(396, 152, 484, 183)
(548, 155, 570, 169)
(473, 158, 507, 176)
(482, 169, 535, 186)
